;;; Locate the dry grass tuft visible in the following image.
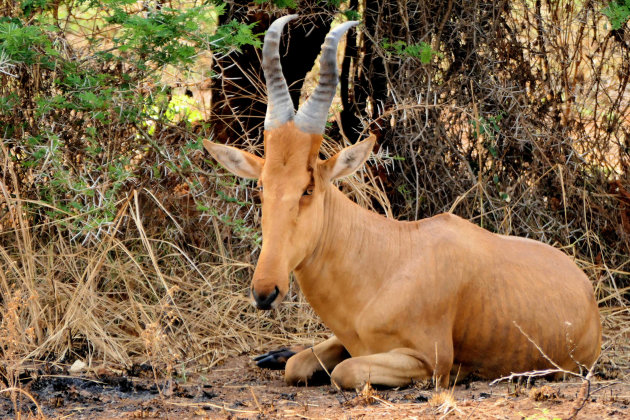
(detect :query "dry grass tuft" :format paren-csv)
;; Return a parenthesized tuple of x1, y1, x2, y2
(429, 389, 461, 416)
(528, 385, 560, 402)
(343, 382, 380, 407)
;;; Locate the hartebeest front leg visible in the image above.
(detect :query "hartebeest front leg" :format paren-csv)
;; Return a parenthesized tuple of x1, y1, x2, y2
(330, 348, 451, 390)
(285, 336, 350, 385)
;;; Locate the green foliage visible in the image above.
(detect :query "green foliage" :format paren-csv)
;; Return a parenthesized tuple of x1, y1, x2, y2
(603, 0, 630, 30)
(0, 93, 18, 113)
(471, 112, 504, 158)
(326, 0, 349, 7)
(0, 21, 56, 66)
(251, 0, 351, 9)
(382, 39, 438, 64)
(253, 0, 298, 9)
(19, 0, 57, 17)
(211, 19, 263, 52)
(0, 0, 265, 243)
(343, 9, 361, 21)
(104, 3, 215, 68)
(145, 94, 204, 135)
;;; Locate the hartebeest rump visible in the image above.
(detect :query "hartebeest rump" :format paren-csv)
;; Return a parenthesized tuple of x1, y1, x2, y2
(203, 15, 601, 389)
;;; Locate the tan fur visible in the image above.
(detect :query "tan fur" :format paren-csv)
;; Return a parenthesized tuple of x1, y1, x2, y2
(205, 122, 602, 390)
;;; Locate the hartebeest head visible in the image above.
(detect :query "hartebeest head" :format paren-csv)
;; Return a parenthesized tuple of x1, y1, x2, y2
(204, 15, 375, 309)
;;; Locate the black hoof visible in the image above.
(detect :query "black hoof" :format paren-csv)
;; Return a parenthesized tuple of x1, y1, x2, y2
(253, 348, 297, 370)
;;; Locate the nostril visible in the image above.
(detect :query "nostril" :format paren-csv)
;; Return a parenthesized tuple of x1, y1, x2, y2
(252, 285, 280, 310)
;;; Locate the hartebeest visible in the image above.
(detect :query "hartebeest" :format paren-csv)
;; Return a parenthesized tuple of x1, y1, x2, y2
(203, 15, 601, 389)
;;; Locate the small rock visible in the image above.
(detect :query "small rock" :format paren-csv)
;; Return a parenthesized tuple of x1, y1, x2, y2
(69, 360, 87, 374)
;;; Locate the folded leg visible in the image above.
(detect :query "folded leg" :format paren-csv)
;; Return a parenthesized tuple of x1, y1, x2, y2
(330, 348, 451, 390)
(285, 336, 350, 385)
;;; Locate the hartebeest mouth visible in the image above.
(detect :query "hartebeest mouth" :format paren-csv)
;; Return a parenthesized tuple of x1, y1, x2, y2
(251, 285, 280, 310)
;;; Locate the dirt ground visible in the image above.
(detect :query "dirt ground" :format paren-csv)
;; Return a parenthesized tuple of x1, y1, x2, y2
(3, 355, 629, 419)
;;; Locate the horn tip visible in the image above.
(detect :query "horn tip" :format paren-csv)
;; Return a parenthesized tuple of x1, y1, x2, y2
(273, 14, 299, 26)
(329, 20, 360, 37)
(265, 15, 299, 39)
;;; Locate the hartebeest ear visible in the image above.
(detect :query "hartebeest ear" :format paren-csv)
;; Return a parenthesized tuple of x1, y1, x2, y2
(203, 140, 264, 179)
(323, 134, 376, 180)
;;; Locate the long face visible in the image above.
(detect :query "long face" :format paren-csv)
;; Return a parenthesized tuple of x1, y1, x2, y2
(251, 124, 326, 308)
(202, 15, 374, 309)
(204, 126, 374, 309)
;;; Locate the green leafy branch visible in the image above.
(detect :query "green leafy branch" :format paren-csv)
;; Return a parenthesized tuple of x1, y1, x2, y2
(603, 0, 630, 30)
(382, 39, 439, 64)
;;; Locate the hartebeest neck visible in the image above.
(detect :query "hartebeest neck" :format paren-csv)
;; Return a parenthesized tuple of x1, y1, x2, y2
(294, 185, 416, 337)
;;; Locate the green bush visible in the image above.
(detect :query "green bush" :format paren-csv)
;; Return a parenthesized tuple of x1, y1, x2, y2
(603, 0, 630, 29)
(1, 0, 263, 244)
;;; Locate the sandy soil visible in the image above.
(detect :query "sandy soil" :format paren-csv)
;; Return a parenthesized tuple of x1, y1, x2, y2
(3, 356, 629, 419)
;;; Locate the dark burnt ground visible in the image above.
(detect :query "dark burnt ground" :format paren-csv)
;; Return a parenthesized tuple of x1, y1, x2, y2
(2, 356, 630, 419)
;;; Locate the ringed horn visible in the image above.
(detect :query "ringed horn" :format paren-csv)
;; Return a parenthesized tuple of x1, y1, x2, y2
(262, 15, 359, 133)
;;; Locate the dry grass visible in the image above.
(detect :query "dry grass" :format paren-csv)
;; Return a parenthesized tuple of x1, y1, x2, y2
(0, 194, 329, 369)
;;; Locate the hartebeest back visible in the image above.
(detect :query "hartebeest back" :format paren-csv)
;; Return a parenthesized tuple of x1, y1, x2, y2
(203, 15, 601, 389)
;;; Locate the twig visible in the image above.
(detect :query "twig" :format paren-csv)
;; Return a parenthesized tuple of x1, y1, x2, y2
(489, 321, 599, 419)
(164, 400, 259, 414)
(0, 387, 43, 418)
(249, 386, 263, 414)
(307, 347, 354, 405)
(567, 365, 596, 420)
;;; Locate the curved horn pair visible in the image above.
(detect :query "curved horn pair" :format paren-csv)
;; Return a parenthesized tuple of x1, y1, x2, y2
(262, 15, 359, 133)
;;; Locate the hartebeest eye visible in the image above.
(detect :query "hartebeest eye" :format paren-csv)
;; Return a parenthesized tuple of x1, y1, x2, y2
(303, 186, 314, 196)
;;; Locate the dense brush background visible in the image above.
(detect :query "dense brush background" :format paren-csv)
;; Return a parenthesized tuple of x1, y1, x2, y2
(1, 0, 629, 387)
